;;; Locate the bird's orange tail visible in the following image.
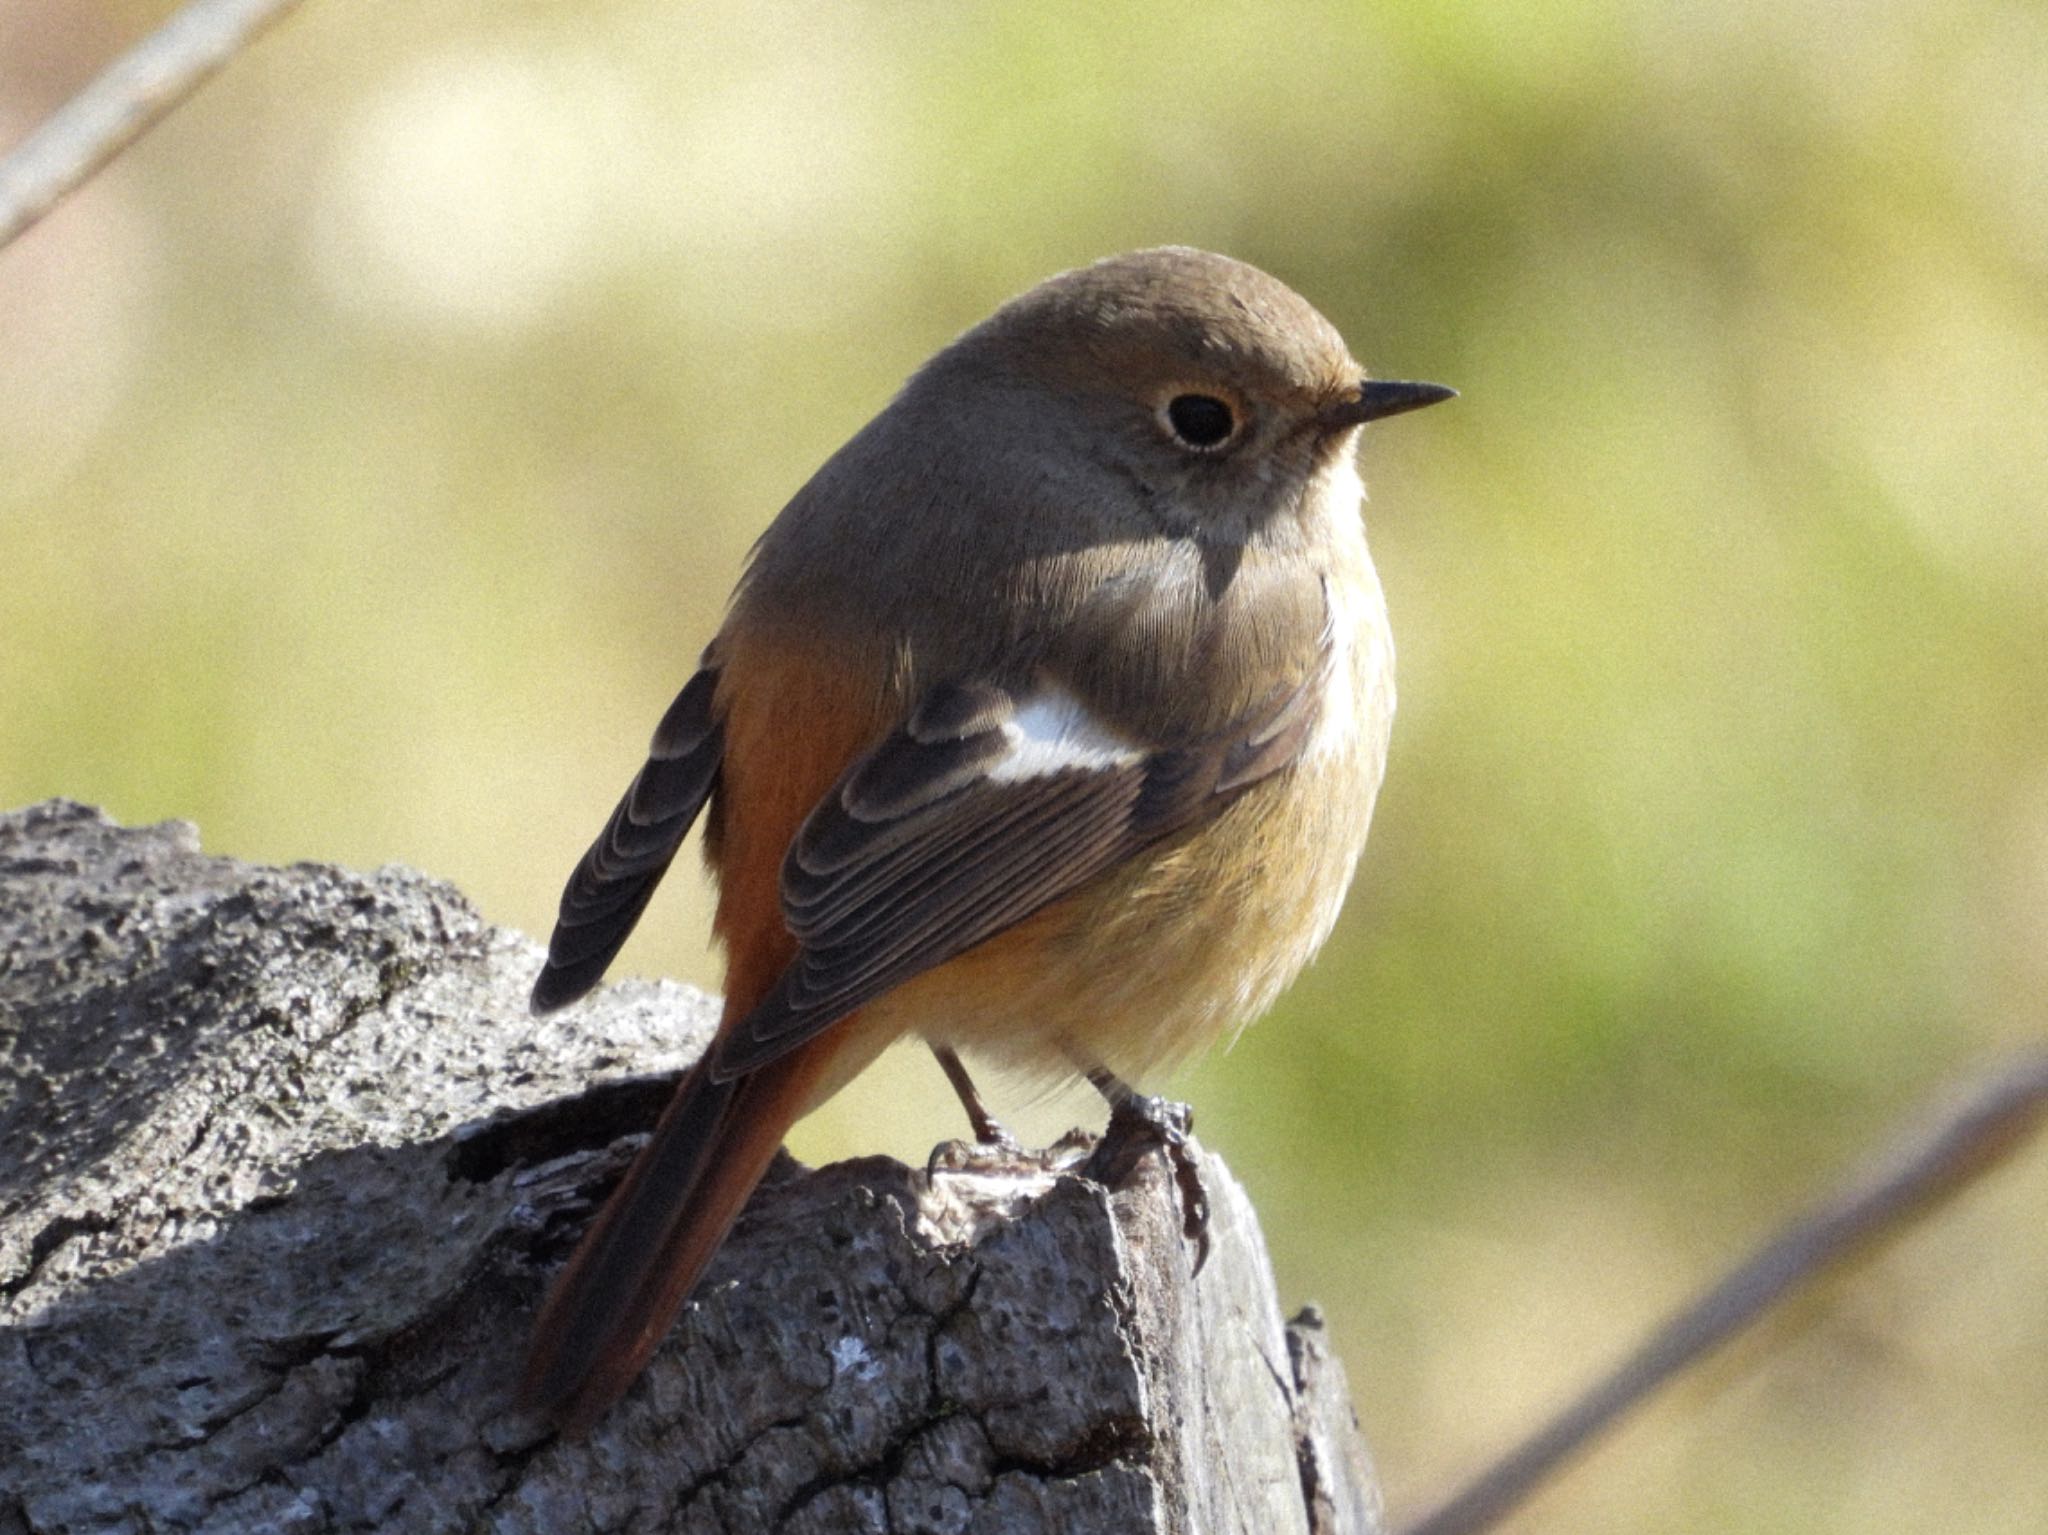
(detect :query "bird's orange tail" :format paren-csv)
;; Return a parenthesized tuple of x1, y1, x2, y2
(520, 1038, 834, 1431)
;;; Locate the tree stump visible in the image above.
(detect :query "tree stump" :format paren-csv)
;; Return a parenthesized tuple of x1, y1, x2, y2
(0, 800, 1382, 1534)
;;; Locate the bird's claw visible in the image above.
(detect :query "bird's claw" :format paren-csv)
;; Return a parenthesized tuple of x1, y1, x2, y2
(925, 1122, 1026, 1178)
(1083, 1091, 1212, 1274)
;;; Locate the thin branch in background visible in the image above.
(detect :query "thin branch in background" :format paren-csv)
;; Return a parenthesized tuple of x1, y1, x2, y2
(1402, 1049, 2048, 1535)
(0, 0, 308, 252)
(5, 9, 2042, 1526)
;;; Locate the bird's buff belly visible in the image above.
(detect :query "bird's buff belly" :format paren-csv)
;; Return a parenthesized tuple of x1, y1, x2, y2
(871, 669, 1389, 1084)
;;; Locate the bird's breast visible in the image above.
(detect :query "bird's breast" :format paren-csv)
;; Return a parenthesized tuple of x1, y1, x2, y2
(880, 549, 1395, 1083)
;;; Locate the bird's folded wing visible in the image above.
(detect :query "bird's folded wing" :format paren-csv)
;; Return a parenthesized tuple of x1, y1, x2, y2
(531, 666, 724, 1013)
(709, 623, 1332, 1082)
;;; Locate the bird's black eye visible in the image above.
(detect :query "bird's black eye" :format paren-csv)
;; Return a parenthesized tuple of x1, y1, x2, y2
(1164, 393, 1236, 450)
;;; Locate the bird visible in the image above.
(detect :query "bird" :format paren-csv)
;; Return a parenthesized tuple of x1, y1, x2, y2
(522, 246, 1453, 1429)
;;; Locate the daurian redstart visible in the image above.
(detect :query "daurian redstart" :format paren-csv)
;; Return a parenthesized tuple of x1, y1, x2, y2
(525, 247, 1453, 1427)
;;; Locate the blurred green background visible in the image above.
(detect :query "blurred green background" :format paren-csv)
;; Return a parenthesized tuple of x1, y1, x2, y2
(4, 0, 2044, 1528)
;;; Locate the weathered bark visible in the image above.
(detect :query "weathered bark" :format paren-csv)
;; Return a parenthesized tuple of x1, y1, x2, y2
(0, 800, 1382, 1534)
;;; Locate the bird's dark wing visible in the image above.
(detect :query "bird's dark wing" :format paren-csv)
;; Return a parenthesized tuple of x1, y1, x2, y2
(531, 667, 723, 1013)
(707, 622, 1332, 1082)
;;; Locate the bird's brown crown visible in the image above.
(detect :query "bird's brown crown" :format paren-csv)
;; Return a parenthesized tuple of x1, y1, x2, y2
(955, 246, 1362, 418)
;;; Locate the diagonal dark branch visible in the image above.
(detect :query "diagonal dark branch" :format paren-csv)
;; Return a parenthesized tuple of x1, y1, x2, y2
(1401, 1049, 2048, 1535)
(0, 0, 308, 251)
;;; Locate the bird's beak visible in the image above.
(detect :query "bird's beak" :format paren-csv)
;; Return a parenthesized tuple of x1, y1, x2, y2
(1321, 378, 1458, 431)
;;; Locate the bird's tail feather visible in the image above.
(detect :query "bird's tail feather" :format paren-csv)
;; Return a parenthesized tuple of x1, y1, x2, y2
(520, 1039, 832, 1431)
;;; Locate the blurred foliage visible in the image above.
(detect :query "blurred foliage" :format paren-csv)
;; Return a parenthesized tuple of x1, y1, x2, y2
(4, 0, 2044, 1528)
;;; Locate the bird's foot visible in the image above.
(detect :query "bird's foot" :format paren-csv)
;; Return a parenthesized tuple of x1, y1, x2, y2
(929, 1043, 1025, 1154)
(925, 1125, 1030, 1178)
(959, 1107, 1024, 1155)
(1082, 1084, 1212, 1275)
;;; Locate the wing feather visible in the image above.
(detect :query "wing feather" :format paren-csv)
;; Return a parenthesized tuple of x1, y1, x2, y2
(532, 667, 724, 1013)
(707, 610, 1334, 1081)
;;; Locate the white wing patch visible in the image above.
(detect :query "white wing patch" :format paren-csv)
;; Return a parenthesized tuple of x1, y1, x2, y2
(986, 684, 1144, 784)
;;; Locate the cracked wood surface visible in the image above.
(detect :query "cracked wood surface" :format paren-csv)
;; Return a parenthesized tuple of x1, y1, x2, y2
(0, 800, 1383, 1534)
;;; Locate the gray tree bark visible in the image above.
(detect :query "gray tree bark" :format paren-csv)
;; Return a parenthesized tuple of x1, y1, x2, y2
(0, 800, 1382, 1534)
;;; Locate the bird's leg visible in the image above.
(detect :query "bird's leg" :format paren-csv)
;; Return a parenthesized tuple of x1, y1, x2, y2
(930, 1043, 1021, 1151)
(1080, 1064, 1211, 1274)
